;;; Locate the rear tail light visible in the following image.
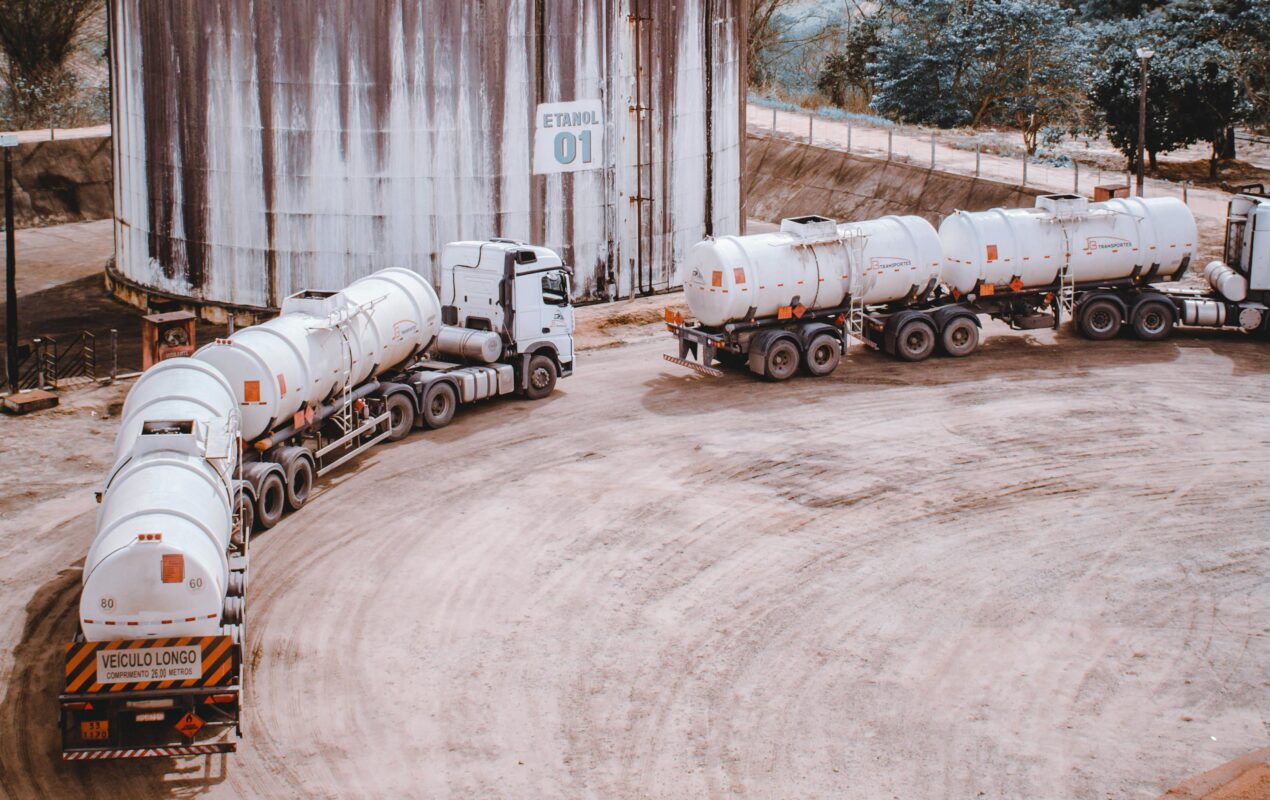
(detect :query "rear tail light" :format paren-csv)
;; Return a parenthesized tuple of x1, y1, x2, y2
(204, 693, 237, 705)
(64, 701, 94, 711)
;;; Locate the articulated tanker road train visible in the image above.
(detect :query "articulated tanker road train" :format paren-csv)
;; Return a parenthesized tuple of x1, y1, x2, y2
(61, 191, 1266, 761)
(61, 240, 575, 760)
(666, 192, 1270, 379)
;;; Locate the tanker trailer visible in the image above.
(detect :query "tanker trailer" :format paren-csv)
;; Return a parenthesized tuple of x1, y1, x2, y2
(61, 358, 247, 759)
(664, 214, 945, 380)
(938, 194, 1202, 340)
(61, 245, 575, 761)
(198, 245, 574, 531)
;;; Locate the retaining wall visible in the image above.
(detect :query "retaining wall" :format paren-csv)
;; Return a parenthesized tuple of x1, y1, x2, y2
(746, 134, 1044, 227)
(6, 136, 113, 229)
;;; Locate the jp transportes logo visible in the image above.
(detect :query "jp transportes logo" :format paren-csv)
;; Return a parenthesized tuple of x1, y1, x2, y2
(869, 256, 912, 271)
(392, 320, 419, 341)
(1084, 236, 1131, 252)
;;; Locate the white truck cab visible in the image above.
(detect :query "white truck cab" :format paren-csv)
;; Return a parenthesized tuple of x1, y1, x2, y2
(440, 239, 576, 377)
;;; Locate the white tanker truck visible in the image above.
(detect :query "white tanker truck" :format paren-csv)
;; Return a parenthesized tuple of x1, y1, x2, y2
(666, 193, 1269, 379)
(60, 240, 574, 760)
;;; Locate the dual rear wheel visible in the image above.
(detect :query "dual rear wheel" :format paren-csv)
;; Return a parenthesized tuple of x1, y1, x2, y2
(760, 334, 842, 381)
(1077, 297, 1175, 341)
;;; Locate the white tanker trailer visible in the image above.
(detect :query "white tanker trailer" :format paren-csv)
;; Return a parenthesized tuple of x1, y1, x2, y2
(667, 193, 1269, 380)
(666, 214, 944, 379)
(61, 240, 575, 760)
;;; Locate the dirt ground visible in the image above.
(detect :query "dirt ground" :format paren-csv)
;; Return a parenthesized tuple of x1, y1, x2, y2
(1, 229, 1267, 798)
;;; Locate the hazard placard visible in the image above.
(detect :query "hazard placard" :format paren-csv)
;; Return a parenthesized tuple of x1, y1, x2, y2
(174, 712, 204, 738)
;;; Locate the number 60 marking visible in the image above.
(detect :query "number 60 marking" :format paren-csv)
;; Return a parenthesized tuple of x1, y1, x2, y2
(553, 130, 594, 165)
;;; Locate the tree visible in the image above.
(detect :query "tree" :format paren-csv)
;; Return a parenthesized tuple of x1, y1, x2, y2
(0, 0, 100, 129)
(1088, 15, 1251, 176)
(816, 16, 881, 108)
(1089, 36, 1194, 171)
(867, 0, 1086, 151)
(1064, 0, 1168, 21)
(1172, 41, 1250, 176)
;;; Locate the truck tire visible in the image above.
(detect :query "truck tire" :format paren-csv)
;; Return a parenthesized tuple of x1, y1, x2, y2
(386, 393, 415, 441)
(763, 338, 801, 381)
(1077, 298, 1122, 340)
(940, 317, 979, 357)
(803, 333, 841, 377)
(524, 354, 558, 400)
(422, 382, 457, 428)
(1131, 300, 1174, 341)
(895, 318, 936, 362)
(233, 489, 254, 543)
(284, 455, 315, 511)
(254, 471, 286, 530)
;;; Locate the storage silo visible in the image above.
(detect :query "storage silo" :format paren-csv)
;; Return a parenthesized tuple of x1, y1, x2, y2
(105, 0, 745, 320)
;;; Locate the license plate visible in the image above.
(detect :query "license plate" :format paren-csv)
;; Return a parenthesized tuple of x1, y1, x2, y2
(81, 720, 109, 741)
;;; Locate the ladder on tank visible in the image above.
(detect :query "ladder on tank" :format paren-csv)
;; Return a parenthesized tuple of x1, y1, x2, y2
(305, 295, 393, 478)
(1055, 225, 1077, 326)
(842, 229, 876, 351)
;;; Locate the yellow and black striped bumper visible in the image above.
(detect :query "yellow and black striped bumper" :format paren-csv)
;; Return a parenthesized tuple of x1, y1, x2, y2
(64, 635, 238, 695)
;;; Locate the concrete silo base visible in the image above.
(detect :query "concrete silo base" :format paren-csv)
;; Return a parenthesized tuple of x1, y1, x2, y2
(105, 259, 275, 327)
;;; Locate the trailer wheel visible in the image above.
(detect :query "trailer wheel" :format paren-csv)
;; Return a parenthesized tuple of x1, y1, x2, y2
(524, 354, 558, 400)
(386, 393, 416, 441)
(763, 338, 801, 381)
(803, 334, 842, 377)
(895, 318, 937, 362)
(1131, 301, 1174, 341)
(285, 456, 315, 511)
(233, 489, 254, 543)
(422, 382, 457, 428)
(254, 471, 286, 530)
(1077, 298, 1123, 340)
(940, 317, 979, 357)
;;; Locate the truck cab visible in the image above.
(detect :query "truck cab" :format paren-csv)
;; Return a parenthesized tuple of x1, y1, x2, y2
(440, 239, 576, 377)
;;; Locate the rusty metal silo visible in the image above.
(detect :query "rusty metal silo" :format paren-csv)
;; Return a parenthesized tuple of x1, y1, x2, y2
(105, 0, 744, 319)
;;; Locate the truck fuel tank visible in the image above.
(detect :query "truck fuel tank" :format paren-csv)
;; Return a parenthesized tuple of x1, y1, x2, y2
(435, 326, 502, 363)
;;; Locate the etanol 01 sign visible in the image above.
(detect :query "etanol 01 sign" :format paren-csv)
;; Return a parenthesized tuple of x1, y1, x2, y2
(534, 100, 604, 175)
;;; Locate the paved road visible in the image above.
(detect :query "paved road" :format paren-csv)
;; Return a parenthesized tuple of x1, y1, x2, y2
(0, 319, 1265, 798)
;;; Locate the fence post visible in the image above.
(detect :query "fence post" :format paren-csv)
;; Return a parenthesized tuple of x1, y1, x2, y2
(1073, 162, 1080, 194)
(808, 114, 813, 145)
(1182, 180, 1189, 205)
(1124, 170, 1131, 192)
(1022, 157, 1028, 187)
(975, 145, 981, 177)
(34, 338, 44, 389)
(772, 107, 776, 134)
(110, 329, 118, 383)
(930, 133, 936, 169)
(847, 121, 852, 153)
(887, 129, 893, 160)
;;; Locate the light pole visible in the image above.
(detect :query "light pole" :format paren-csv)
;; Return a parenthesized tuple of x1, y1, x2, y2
(2, 133, 18, 394)
(1135, 47, 1154, 198)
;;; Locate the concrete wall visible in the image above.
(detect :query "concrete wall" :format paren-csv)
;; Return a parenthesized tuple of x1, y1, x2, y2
(745, 134, 1044, 227)
(7, 137, 113, 229)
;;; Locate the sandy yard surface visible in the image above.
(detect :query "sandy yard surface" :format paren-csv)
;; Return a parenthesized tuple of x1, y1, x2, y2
(0, 220, 1265, 799)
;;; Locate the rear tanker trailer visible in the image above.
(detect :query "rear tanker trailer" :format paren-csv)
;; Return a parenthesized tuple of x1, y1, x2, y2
(61, 241, 575, 759)
(667, 193, 1268, 380)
